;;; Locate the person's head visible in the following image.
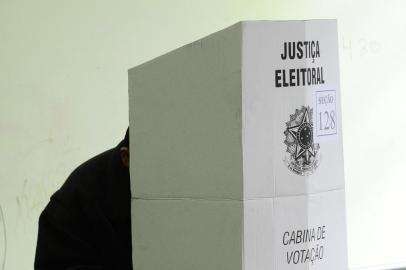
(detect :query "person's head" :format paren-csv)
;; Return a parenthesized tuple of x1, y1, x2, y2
(120, 128, 129, 168)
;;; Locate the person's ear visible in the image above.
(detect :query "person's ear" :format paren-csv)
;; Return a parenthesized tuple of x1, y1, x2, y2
(119, 147, 129, 168)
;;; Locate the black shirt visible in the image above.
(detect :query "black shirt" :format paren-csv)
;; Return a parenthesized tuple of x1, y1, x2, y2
(34, 140, 133, 270)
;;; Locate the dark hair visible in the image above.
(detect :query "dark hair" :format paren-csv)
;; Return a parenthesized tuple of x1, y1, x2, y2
(123, 127, 129, 147)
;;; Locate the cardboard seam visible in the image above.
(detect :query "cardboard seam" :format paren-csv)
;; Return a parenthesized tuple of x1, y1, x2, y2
(131, 187, 345, 201)
(132, 197, 244, 201)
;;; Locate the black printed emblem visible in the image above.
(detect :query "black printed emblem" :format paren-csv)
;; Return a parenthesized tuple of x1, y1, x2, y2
(283, 106, 320, 176)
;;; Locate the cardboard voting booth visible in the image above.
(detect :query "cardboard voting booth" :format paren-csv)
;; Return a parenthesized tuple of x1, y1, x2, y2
(129, 20, 348, 270)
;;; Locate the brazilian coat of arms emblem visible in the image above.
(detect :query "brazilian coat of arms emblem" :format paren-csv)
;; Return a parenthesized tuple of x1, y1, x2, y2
(283, 106, 320, 176)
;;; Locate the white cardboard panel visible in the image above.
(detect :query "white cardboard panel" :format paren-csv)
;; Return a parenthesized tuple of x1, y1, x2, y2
(242, 20, 344, 199)
(129, 22, 243, 199)
(273, 190, 347, 270)
(131, 199, 243, 270)
(243, 198, 275, 270)
(273, 194, 309, 270)
(307, 189, 348, 270)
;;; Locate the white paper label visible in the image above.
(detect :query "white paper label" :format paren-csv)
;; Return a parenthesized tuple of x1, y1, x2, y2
(314, 90, 337, 138)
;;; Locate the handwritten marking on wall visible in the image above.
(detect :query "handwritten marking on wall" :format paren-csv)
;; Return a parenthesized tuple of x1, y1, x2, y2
(341, 37, 382, 61)
(0, 205, 7, 270)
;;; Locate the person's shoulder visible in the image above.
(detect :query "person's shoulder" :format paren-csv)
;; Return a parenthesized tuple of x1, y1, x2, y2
(53, 147, 117, 203)
(69, 148, 115, 183)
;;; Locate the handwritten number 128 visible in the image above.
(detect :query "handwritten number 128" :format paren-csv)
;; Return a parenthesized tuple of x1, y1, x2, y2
(319, 110, 336, 130)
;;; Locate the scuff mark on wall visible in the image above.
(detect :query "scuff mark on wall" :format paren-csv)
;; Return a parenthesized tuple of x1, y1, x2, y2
(0, 205, 7, 270)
